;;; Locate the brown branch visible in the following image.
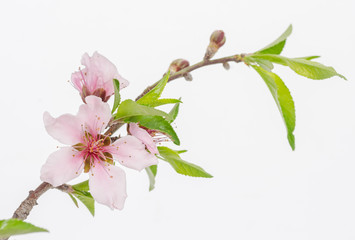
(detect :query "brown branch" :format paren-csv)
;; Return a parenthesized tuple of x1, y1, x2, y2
(10, 182, 74, 221)
(105, 54, 245, 135)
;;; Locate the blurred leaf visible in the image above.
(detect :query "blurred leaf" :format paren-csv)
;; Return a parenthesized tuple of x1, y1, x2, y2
(114, 99, 172, 122)
(111, 79, 121, 114)
(0, 219, 48, 238)
(149, 98, 182, 107)
(68, 193, 79, 208)
(294, 55, 320, 60)
(256, 25, 292, 54)
(145, 165, 157, 191)
(126, 115, 180, 145)
(168, 100, 181, 123)
(158, 146, 213, 178)
(72, 180, 89, 191)
(252, 65, 295, 150)
(73, 190, 95, 217)
(174, 149, 188, 154)
(250, 54, 346, 80)
(137, 72, 170, 106)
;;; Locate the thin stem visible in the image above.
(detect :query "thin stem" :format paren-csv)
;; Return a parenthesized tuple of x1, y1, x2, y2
(105, 54, 245, 135)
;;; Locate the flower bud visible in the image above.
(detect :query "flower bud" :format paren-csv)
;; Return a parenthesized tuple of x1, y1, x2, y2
(204, 30, 226, 61)
(183, 73, 193, 81)
(168, 59, 190, 73)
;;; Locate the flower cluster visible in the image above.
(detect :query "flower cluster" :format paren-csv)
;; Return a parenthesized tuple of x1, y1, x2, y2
(41, 52, 160, 210)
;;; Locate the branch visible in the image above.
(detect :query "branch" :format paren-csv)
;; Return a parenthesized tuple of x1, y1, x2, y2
(11, 182, 73, 221)
(105, 54, 245, 135)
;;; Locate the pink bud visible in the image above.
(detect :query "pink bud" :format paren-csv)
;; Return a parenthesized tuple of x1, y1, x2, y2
(168, 59, 190, 73)
(204, 30, 226, 61)
(210, 30, 226, 48)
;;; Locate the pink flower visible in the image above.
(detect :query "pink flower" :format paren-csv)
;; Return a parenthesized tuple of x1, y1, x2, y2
(71, 52, 129, 102)
(41, 96, 158, 210)
(128, 123, 162, 154)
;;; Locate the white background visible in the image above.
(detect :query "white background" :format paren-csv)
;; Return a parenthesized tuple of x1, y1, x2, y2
(0, 0, 355, 239)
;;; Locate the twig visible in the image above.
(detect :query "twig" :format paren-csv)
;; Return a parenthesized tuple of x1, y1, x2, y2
(7, 53, 245, 233)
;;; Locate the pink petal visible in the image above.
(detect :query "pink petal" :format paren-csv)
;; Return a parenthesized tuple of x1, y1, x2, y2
(111, 135, 158, 171)
(129, 123, 159, 154)
(43, 111, 83, 145)
(89, 162, 127, 210)
(40, 147, 83, 187)
(70, 71, 83, 92)
(77, 96, 111, 135)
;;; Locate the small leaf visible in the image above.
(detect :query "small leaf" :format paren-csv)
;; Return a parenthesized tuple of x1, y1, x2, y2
(68, 193, 79, 208)
(168, 100, 181, 123)
(158, 146, 213, 178)
(0, 219, 48, 238)
(111, 79, 121, 114)
(114, 99, 172, 122)
(250, 54, 346, 80)
(256, 25, 293, 55)
(73, 190, 95, 217)
(126, 115, 180, 145)
(72, 180, 89, 191)
(137, 72, 170, 106)
(145, 165, 157, 191)
(148, 98, 182, 107)
(252, 65, 296, 150)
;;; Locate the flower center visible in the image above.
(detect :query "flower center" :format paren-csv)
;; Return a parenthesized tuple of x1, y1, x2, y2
(73, 131, 113, 173)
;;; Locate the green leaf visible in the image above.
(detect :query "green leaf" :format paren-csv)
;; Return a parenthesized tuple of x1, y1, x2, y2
(148, 98, 182, 107)
(111, 79, 121, 114)
(114, 99, 172, 122)
(137, 72, 170, 106)
(73, 190, 95, 217)
(175, 149, 188, 154)
(247, 57, 274, 71)
(252, 65, 296, 150)
(256, 25, 292, 55)
(68, 193, 79, 208)
(72, 180, 89, 191)
(168, 100, 181, 123)
(0, 219, 48, 238)
(145, 165, 157, 191)
(158, 146, 213, 178)
(126, 115, 180, 145)
(250, 54, 346, 80)
(295, 55, 320, 61)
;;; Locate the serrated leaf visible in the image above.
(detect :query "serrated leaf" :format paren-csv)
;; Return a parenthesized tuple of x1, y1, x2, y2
(158, 146, 213, 178)
(137, 72, 170, 106)
(114, 99, 172, 122)
(72, 180, 89, 191)
(250, 54, 346, 80)
(256, 25, 292, 55)
(252, 65, 296, 150)
(145, 165, 157, 191)
(73, 190, 95, 217)
(0, 219, 48, 238)
(168, 100, 181, 123)
(68, 193, 79, 208)
(111, 79, 121, 114)
(126, 115, 180, 145)
(148, 98, 182, 107)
